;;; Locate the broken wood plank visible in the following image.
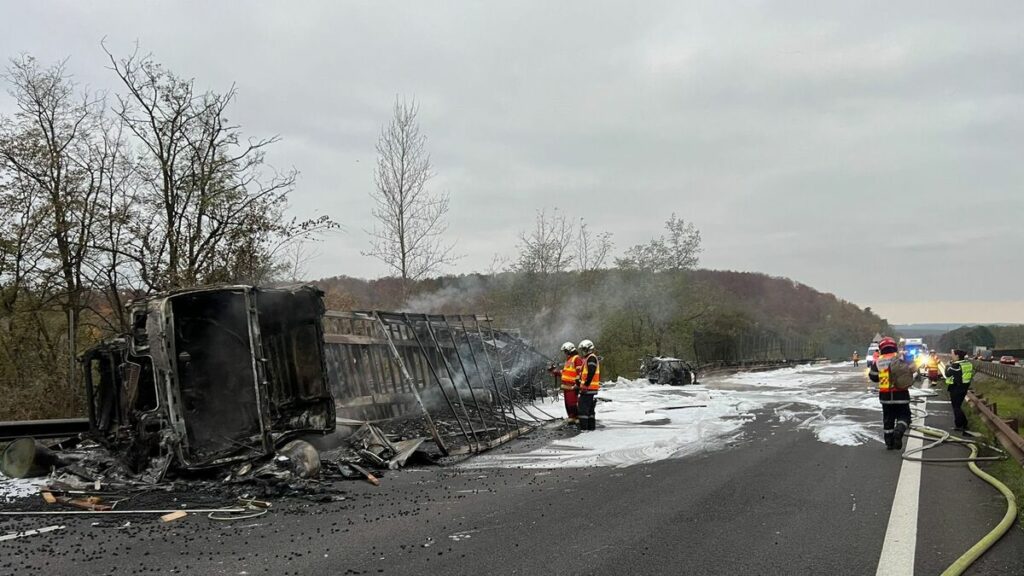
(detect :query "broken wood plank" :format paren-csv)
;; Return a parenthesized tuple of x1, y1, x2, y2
(41, 492, 57, 505)
(160, 511, 188, 523)
(63, 497, 112, 512)
(348, 463, 380, 487)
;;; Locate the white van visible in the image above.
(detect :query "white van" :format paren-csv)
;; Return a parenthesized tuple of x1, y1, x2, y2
(866, 343, 880, 368)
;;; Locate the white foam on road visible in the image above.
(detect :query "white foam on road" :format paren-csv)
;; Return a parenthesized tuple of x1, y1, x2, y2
(0, 474, 46, 502)
(466, 363, 887, 469)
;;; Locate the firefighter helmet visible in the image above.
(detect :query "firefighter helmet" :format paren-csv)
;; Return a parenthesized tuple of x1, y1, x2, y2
(879, 337, 898, 354)
(578, 339, 595, 354)
(561, 341, 577, 355)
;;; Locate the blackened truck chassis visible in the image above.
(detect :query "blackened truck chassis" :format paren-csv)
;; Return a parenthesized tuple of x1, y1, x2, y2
(81, 285, 335, 473)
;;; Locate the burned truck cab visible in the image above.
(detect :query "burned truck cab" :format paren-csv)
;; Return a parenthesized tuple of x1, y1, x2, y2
(81, 285, 335, 473)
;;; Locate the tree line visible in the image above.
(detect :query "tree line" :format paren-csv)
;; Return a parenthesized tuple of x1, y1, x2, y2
(932, 325, 1024, 353)
(316, 266, 889, 379)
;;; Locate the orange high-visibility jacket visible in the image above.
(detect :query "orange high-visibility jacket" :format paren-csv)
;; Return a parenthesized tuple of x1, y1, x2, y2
(561, 354, 583, 390)
(581, 353, 601, 392)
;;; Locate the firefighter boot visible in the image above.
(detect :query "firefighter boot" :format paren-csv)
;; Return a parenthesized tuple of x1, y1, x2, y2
(884, 431, 895, 450)
(893, 421, 908, 451)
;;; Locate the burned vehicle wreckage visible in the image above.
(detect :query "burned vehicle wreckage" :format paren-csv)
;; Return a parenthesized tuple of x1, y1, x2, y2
(640, 356, 697, 386)
(80, 285, 336, 480)
(69, 285, 553, 484)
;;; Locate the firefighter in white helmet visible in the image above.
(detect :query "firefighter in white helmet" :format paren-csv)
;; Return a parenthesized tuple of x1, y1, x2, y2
(576, 339, 600, 431)
(556, 342, 583, 426)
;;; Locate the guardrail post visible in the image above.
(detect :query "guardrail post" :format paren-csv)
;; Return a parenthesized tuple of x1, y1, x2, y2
(966, 390, 1024, 467)
(1004, 418, 1019, 434)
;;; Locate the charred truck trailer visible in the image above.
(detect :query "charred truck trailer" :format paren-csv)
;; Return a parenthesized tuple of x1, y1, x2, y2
(81, 285, 335, 474)
(79, 285, 554, 478)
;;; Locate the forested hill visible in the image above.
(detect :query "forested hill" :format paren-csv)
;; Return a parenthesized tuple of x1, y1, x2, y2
(314, 269, 889, 378)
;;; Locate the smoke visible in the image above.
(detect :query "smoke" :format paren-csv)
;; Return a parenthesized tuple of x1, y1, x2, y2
(398, 270, 683, 360)
(401, 275, 489, 314)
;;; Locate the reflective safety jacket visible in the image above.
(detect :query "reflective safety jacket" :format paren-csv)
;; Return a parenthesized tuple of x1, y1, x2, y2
(945, 360, 974, 387)
(876, 352, 911, 393)
(581, 353, 601, 393)
(560, 354, 582, 390)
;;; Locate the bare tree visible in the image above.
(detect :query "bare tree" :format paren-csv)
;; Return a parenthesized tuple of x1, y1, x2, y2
(0, 55, 111, 399)
(105, 45, 325, 290)
(0, 49, 338, 419)
(616, 213, 701, 272)
(365, 97, 455, 290)
(575, 217, 613, 272)
(514, 208, 575, 274)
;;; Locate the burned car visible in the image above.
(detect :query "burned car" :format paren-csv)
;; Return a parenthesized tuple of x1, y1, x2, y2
(640, 356, 697, 386)
(80, 285, 335, 476)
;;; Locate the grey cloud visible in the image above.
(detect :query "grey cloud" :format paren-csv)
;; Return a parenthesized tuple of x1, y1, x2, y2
(2, 1, 1023, 321)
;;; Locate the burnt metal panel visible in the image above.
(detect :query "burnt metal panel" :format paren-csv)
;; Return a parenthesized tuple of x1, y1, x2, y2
(322, 311, 554, 455)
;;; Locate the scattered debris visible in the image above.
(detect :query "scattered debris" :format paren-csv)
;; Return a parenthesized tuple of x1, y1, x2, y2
(0, 525, 65, 542)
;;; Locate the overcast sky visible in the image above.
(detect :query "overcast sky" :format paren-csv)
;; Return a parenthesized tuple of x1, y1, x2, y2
(3, 1, 1023, 324)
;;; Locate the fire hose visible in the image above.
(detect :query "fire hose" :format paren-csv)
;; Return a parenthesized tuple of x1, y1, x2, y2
(902, 398, 1017, 576)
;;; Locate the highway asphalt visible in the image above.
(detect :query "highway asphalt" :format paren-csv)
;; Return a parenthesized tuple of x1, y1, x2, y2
(0, 364, 1021, 575)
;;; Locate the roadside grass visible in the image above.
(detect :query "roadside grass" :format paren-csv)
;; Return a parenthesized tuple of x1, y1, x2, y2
(966, 373, 1024, 529)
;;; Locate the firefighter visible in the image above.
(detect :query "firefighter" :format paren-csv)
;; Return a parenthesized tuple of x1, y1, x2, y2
(869, 337, 913, 450)
(944, 349, 974, 432)
(558, 341, 582, 426)
(576, 339, 600, 431)
(852, 351, 860, 367)
(926, 354, 940, 382)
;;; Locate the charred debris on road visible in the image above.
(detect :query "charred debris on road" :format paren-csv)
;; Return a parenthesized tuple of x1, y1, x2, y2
(0, 284, 554, 516)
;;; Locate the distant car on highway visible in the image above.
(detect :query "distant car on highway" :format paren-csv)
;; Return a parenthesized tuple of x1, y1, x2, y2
(866, 343, 880, 368)
(999, 355, 1017, 366)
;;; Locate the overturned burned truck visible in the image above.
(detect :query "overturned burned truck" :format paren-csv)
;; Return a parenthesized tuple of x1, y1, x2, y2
(81, 285, 335, 476)
(79, 285, 555, 479)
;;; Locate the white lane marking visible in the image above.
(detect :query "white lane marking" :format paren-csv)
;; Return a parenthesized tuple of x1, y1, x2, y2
(875, 399, 925, 576)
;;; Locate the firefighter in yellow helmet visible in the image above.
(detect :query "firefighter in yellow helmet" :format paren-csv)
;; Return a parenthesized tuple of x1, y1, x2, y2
(576, 339, 600, 431)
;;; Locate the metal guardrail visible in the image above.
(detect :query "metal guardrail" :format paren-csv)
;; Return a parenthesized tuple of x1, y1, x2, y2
(967, 391, 1024, 467)
(974, 360, 1024, 387)
(697, 358, 825, 378)
(0, 418, 90, 442)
